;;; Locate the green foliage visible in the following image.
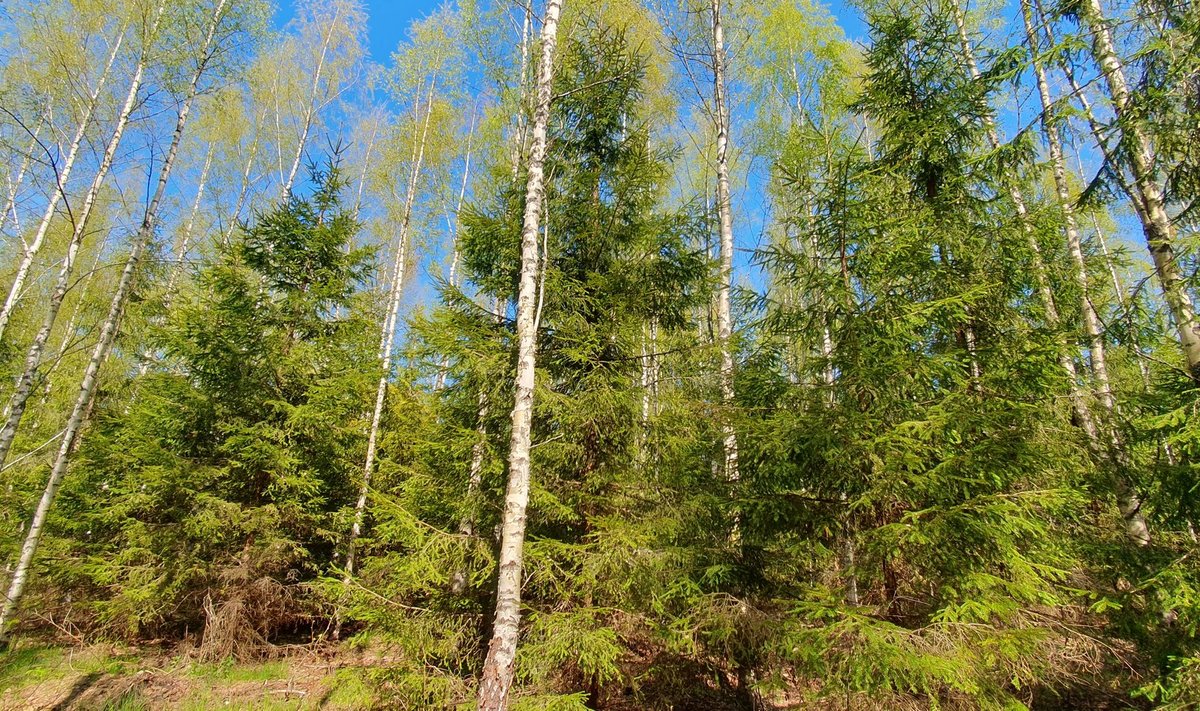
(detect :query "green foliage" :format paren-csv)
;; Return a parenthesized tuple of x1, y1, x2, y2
(50, 163, 376, 645)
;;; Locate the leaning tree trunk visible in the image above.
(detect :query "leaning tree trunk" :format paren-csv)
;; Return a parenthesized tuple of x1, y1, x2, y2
(0, 25, 128, 345)
(1075, 0, 1200, 378)
(341, 76, 439, 589)
(2, 112, 45, 234)
(0, 0, 225, 641)
(477, 1, 563, 707)
(0, 2, 164, 472)
(1021, 0, 1149, 545)
(711, 0, 740, 483)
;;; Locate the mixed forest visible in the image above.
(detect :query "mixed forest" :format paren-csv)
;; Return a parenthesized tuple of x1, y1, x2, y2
(1, 0, 1200, 707)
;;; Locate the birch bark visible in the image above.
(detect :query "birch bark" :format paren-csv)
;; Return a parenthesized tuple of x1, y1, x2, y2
(1021, 0, 1149, 544)
(0, 0, 227, 640)
(1077, 0, 1200, 378)
(477, 1, 563, 706)
(343, 77, 438, 583)
(0, 25, 127, 345)
(281, 2, 344, 198)
(711, 0, 739, 482)
(0, 2, 165, 472)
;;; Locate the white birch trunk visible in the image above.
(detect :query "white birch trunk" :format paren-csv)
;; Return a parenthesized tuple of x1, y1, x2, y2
(135, 140, 215, 377)
(0, 0, 223, 639)
(711, 0, 739, 483)
(1021, 0, 1149, 545)
(3, 115, 45, 234)
(342, 76, 438, 583)
(477, 1, 563, 706)
(225, 112, 265, 246)
(1076, 0, 1200, 378)
(166, 143, 215, 296)
(434, 108, 478, 392)
(0, 3, 162, 472)
(281, 3, 343, 199)
(40, 231, 113, 404)
(0, 26, 128, 345)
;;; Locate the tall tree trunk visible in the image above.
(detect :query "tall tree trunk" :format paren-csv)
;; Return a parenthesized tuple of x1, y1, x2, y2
(477, 1, 563, 707)
(0, 25, 128, 345)
(951, 0, 1148, 544)
(711, 0, 739, 483)
(2, 112, 45, 234)
(135, 141, 216, 377)
(226, 106, 267, 245)
(0, 0, 225, 640)
(1021, 0, 1149, 545)
(0, 2, 164, 472)
(281, 2, 343, 198)
(342, 76, 438, 586)
(39, 231, 113, 404)
(1075, 0, 1200, 378)
(435, 106, 478, 392)
(165, 143, 215, 296)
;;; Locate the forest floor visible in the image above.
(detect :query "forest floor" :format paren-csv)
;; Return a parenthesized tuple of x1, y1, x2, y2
(0, 639, 783, 711)
(0, 640, 1139, 710)
(0, 643, 375, 710)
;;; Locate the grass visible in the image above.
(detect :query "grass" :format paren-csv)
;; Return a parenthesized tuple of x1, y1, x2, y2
(186, 658, 290, 683)
(0, 644, 140, 691)
(322, 668, 374, 707)
(0, 644, 375, 709)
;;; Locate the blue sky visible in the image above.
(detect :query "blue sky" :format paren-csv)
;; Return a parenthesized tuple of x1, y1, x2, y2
(278, 0, 871, 65)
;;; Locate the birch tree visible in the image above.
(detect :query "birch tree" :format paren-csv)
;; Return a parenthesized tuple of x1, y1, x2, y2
(0, 17, 129, 345)
(0, 0, 236, 640)
(1020, 0, 1149, 544)
(273, 0, 366, 199)
(709, 0, 739, 483)
(1074, 0, 1200, 378)
(477, 1, 564, 706)
(343, 76, 438, 583)
(0, 0, 166, 472)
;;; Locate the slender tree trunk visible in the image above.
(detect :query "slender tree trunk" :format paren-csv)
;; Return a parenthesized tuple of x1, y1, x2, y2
(0, 26, 127, 345)
(281, 3, 343, 199)
(166, 143, 215, 296)
(135, 141, 215, 377)
(40, 231, 113, 404)
(1022, 0, 1150, 545)
(0, 0, 224, 640)
(434, 107, 478, 392)
(711, 0, 739, 483)
(226, 107, 267, 245)
(1094, 217, 1153, 383)
(0, 3, 164, 472)
(1075, 0, 1200, 378)
(477, 1, 563, 707)
(950, 0, 1147, 543)
(351, 120, 379, 221)
(3, 114, 45, 234)
(342, 76, 438, 585)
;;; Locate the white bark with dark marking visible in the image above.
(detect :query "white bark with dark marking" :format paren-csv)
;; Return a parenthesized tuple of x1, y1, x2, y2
(0, 2, 166, 472)
(1021, 0, 1149, 545)
(0, 0, 227, 640)
(342, 76, 438, 585)
(711, 0, 739, 482)
(0, 26, 128, 345)
(1077, 0, 1200, 378)
(477, 1, 563, 706)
